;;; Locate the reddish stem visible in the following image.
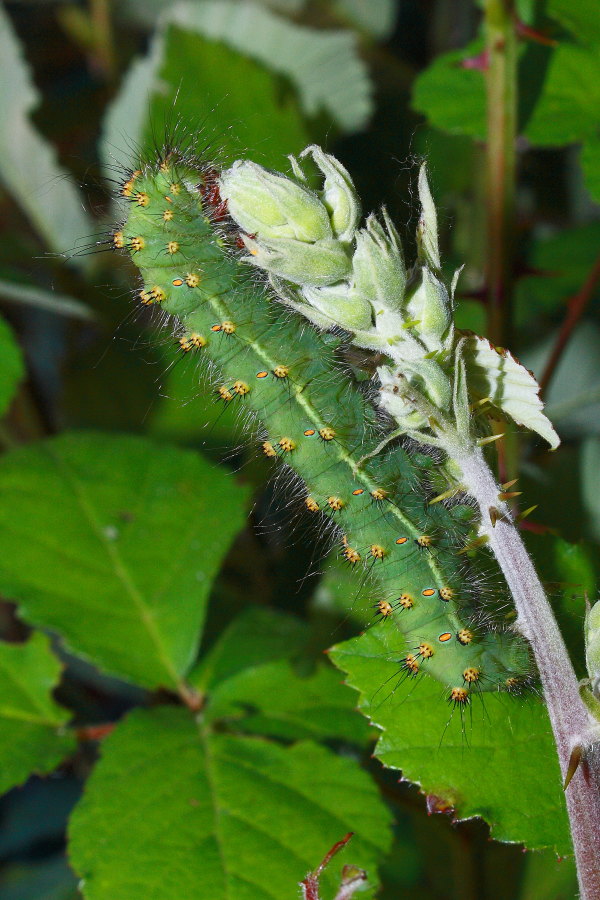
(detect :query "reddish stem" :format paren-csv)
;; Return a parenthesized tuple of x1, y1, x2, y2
(539, 253, 600, 396)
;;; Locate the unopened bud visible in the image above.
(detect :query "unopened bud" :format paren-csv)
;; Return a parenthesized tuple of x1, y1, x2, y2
(585, 600, 600, 693)
(416, 163, 440, 271)
(405, 267, 452, 352)
(300, 145, 361, 242)
(219, 160, 331, 242)
(241, 234, 351, 286)
(351, 211, 406, 315)
(301, 282, 373, 331)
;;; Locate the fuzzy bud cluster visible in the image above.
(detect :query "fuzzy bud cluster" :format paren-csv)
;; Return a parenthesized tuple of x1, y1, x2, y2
(219, 147, 454, 432)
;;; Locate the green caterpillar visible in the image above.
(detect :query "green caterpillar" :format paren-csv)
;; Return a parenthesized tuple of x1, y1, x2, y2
(113, 148, 531, 704)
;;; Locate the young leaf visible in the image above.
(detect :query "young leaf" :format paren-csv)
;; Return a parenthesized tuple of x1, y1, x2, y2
(330, 627, 571, 854)
(0, 433, 249, 690)
(68, 707, 392, 899)
(0, 631, 75, 795)
(461, 333, 560, 448)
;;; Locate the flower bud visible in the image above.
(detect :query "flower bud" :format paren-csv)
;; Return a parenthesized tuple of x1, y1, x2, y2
(416, 163, 440, 271)
(301, 283, 373, 331)
(300, 145, 361, 242)
(404, 266, 452, 352)
(351, 211, 406, 316)
(219, 160, 331, 242)
(241, 234, 351, 286)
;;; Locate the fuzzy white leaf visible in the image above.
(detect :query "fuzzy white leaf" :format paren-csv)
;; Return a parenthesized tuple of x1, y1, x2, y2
(463, 334, 560, 449)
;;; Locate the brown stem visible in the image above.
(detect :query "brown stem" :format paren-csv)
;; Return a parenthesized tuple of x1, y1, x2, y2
(484, 0, 518, 349)
(539, 253, 600, 396)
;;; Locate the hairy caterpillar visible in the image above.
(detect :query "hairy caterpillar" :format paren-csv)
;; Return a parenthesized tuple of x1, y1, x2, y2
(112, 146, 532, 704)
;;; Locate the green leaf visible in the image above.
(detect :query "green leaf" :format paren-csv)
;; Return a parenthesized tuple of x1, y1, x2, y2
(69, 706, 392, 899)
(206, 658, 372, 743)
(148, 27, 309, 168)
(581, 437, 600, 542)
(526, 322, 600, 439)
(525, 43, 600, 146)
(330, 627, 571, 854)
(0, 315, 24, 418)
(580, 133, 600, 204)
(411, 41, 486, 140)
(0, 433, 249, 690)
(168, 0, 373, 132)
(462, 333, 560, 448)
(547, 0, 600, 47)
(0, 631, 75, 795)
(190, 606, 308, 692)
(0, 6, 93, 267)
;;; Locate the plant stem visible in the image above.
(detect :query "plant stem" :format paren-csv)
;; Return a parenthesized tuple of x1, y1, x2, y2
(484, 0, 517, 350)
(452, 441, 600, 900)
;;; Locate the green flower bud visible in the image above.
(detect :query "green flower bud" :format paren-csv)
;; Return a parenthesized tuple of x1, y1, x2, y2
(219, 160, 331, 242)
(241, 234, 351, 286)
(416, 163, 441, 271)
(301, 282, 373, 331)
(300, 145, 361, 242)
(351, 211, 406, 316)
(405, 266, 452, 352)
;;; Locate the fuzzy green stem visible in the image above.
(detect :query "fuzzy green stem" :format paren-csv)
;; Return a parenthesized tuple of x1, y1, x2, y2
(484, 0, 517, 349)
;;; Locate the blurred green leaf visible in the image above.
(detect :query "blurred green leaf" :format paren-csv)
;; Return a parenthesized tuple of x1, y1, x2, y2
(333, 0, 398, 38)
(580, 134, 600, 204)
(0, 279, 93, 322)
(514, 224, 600, 329)
(0, 632, 75, 795)
(205, 658, 372, 743)
(330, 627, 571, 854)
(0, 856, 79, 900)
(526, 322, 600, 439)
(0, 6, 93, 267)
(519, 848, 578, 900)
(525, 533, 596, 679)
(581, 437, 600, 542)
(190, 606, 308, 692)
(0, 315, 24, 418)
(547, 0, 600, 47)
(412, 41, 486, 139)
(0, 433, 249, 690)
(525, 43, 600, 146)
(149, 27, 309, 168)
(69, 706, 392, 899)
(168, 0, 373, 132)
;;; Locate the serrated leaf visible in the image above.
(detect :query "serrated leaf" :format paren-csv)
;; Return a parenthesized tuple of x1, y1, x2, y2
(0, 632, 75, 795)
(69, 706, 392, 900)
(189, 606, 308, 692)
(462, 333, 559, 448)
(0, 433, 249, 690)
(206, 658, 371, 743)
(330, 627, 571, 854)
(0, 315, 24, 418)
(0, 6, 93, 267)
(168, 0, 373, 131)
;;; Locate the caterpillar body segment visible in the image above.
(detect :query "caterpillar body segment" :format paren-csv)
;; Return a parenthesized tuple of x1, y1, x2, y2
(116, 155, 532, 697)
